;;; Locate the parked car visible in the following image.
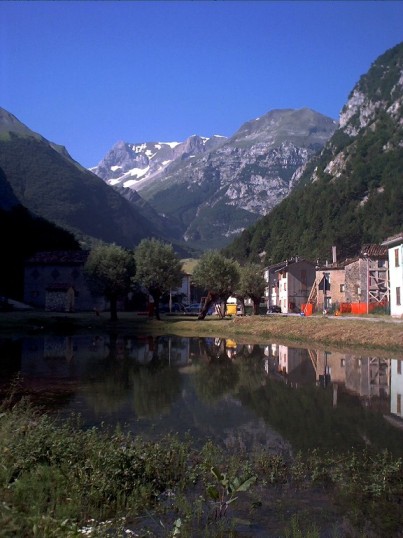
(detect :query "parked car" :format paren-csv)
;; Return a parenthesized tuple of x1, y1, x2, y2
(160, 302, 187, 313)
(267, 305, 282, 314)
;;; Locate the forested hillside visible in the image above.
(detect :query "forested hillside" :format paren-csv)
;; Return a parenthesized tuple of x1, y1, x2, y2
(223, 42, 403, 265)
(0, 167, 80, 300)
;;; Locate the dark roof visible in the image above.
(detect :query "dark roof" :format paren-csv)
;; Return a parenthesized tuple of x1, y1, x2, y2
(360, 244, 388, 258)
(26, 250, 89, 265)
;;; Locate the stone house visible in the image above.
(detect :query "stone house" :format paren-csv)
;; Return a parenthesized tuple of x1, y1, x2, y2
(24, 250, 105, 312)
(306, 245, 388, 314)
(382, 233, 403, 318)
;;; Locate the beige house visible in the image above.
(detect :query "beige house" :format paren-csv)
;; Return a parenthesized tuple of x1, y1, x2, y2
(270, 258, 316, 313)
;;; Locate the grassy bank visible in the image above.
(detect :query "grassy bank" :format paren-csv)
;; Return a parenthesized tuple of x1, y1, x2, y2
(1, 398, 402, 537)
(1, 310, 403, 356)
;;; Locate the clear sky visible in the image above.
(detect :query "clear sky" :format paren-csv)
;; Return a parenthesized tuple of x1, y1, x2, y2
(1, 1, 402, 167)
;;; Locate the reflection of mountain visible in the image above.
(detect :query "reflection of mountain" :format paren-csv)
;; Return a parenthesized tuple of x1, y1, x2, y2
(222, 416, 292, 457)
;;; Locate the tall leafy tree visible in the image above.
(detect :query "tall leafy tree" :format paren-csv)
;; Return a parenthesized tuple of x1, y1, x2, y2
(84, 244, 135, 321)
(237, 263, 266, 315)
(192, 251, 240, 319)
(134, 238, 183, 320)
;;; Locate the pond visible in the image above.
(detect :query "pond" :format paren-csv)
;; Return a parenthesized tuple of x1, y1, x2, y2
(1, 333, 403, 457)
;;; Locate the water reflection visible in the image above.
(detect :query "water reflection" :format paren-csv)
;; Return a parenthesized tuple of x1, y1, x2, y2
(0, 335, 402, 455)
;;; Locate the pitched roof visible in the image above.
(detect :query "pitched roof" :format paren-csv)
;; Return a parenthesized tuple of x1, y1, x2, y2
(360, 244, 388, 258)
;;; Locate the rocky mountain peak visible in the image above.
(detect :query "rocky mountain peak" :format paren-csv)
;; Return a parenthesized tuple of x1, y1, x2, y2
(90, 134, 227, 190)
(127, 108, 337, 250)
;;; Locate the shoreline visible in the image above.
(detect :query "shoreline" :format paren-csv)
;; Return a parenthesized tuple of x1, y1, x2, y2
(1, 310, 403, 357)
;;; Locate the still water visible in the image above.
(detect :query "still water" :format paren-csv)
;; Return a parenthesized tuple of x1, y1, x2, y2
(1, 334, 403, 456)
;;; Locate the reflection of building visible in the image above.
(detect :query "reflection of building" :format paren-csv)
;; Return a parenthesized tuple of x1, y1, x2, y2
(345, 357, 390, 401)
(391, 359, 403, 419)
(278, 345, 316, 385)
(309, 349, 390, 397)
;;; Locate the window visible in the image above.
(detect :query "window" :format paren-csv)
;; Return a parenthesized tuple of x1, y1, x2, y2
(378, 259, 385, 268)
(397, 287, 401, 306)
(340, 284, 345, 292)
(395, 248, 400, 267)
(398, 360, 402, 375)
(341, 359, 345, 367)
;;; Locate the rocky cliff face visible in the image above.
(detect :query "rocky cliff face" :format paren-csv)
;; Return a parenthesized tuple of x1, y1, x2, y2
(323, 44, 403, 180)
(92, 108, 337, 250)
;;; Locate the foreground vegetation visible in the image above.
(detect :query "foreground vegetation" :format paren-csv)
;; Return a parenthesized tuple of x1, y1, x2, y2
(1, 310, 403, 356)
(0, 396, 402, 538)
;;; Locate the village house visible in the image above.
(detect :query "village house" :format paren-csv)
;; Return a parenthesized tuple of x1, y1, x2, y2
(382, 232, 403, 318)
(264, 258, 316, 314)
(23, 250, 105, 312)
(308, 261, 349, 314)
(305, 245, 388, 315)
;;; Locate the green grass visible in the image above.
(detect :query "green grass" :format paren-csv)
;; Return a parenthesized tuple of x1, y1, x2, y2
(0, 394, 402, 537)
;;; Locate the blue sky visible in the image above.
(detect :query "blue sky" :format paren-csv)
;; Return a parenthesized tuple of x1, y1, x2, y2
(1, 1, 402, 167)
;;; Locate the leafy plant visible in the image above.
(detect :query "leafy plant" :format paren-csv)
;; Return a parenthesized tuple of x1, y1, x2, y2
(207, 466, 256, 520)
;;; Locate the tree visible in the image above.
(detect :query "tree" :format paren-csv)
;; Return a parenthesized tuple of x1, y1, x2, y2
(134, 238, 183, 320)
(84, 244, 135, 321)
(237, 263, 266, 315)
(192, 251, 240, 319)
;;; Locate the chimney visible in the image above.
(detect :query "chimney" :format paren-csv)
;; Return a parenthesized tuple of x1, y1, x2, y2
(332, 246, 337, 264)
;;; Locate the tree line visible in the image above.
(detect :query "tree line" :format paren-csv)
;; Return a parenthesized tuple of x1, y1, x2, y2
(84, 239, 266, 321)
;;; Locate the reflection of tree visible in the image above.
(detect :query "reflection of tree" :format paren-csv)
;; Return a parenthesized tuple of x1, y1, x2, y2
(193, 338, 239, 403)
(82, 333, 133, 414)
(235, 347, 267, 393)
(131, 361, 182, 419)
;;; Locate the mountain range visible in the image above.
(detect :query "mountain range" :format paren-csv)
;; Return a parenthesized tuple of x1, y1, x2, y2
(92, 108, 337, 250)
